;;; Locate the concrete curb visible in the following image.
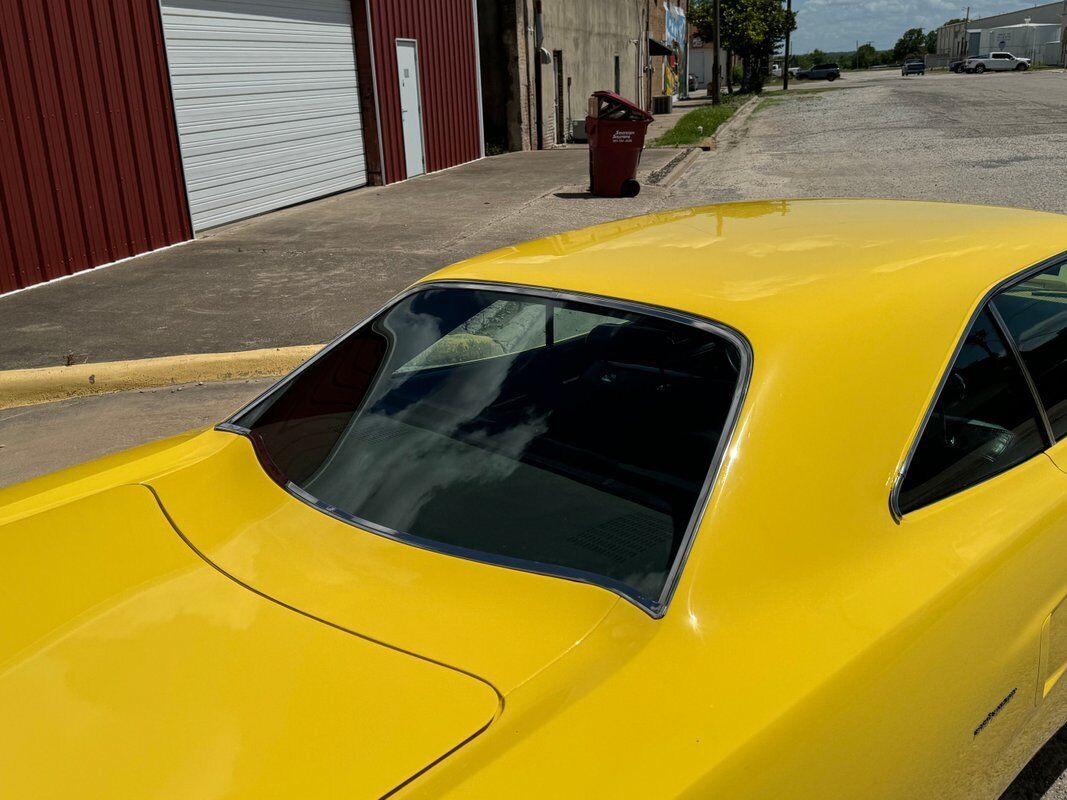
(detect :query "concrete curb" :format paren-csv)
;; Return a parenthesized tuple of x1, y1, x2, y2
(0, 345, 322, 411)
(705, 94, 761, 148)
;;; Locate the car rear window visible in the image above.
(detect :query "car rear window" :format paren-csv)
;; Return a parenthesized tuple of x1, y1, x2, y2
(229, 285, 747, 612)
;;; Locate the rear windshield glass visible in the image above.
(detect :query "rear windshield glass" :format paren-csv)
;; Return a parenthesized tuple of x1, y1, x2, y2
(231, 286, 746, 610)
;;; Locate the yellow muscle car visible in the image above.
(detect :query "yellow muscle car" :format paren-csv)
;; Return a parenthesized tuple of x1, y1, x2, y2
(4, 199, 1067, 799)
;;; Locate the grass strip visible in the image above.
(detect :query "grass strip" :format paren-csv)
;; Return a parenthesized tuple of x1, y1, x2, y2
(652, 95, 746, 147)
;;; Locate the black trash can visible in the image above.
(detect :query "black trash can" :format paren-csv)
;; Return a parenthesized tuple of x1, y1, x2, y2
(584, 91, 654, 198)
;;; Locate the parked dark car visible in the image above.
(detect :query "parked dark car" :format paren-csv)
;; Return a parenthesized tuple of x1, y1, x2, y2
(949, 59, 967, 73)
(901, 60, 925, 76)
(796, 63, 840, 81)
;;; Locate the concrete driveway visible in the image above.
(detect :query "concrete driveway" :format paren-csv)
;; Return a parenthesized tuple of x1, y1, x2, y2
(670, 69, 1067, 213)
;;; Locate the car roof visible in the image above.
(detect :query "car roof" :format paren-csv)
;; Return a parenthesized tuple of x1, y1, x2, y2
(432, 200, 1066, 348)
(429, 200, 1067, 524)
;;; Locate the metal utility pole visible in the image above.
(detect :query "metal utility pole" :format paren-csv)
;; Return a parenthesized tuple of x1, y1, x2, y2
(782, 0, 791, 90)
(961, 6, 970, 59)
(711, 0, 721, 103)
(681, 0, 691, 100)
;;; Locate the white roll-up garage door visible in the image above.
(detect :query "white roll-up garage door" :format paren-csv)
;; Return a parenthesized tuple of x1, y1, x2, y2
(161, 0, 367, 231)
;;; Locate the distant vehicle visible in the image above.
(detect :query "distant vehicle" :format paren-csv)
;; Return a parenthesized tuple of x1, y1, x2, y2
(949, 58, 967, 73)
(788, 66, 800, 78)
(901, 60, 925, 76)
(771, 63, 782, 78)
(964, 52, 1031, 73)
(796, 62, 840, 81)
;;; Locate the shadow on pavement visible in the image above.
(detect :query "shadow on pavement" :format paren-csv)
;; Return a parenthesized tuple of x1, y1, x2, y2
(1001, 725, 1067, 799)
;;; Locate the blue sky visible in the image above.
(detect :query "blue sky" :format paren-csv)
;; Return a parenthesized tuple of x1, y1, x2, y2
(790, 0, 1038, 52)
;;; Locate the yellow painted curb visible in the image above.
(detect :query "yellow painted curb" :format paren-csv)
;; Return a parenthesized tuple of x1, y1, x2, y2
(0, 345, 323, 411)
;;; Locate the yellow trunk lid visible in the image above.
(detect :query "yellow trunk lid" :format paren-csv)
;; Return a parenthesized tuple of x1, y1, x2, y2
(0, 484, 498, 799)
(146, 432, 621, 695)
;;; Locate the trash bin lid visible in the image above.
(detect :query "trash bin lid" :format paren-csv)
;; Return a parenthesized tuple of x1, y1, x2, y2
(590, 90, 653, 122)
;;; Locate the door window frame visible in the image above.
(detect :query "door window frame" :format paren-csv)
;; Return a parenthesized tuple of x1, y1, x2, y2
(891, 250, 1067, 520)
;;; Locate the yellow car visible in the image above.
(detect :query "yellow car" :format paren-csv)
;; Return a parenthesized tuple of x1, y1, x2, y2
(4, 199, 1067, 799)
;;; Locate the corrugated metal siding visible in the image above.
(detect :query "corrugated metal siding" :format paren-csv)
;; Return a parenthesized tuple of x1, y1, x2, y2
(368, 0, 482, 183)
(161, 0, 367, 231)
(0, 0, 191, 294)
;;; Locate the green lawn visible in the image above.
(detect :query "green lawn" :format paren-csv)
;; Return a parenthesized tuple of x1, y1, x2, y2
(652, 96, 746, 147)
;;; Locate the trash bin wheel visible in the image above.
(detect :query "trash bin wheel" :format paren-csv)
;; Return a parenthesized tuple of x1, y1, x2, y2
(621, 179, 641, 198)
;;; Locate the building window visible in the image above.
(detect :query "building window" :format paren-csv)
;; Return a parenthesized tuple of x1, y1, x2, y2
(614, 55, 621, 93)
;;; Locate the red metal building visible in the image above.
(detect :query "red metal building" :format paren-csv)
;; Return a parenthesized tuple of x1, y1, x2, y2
(359, 0, 484, 184)
(0, 0, 191, 294)
(1, 0, 484, 296)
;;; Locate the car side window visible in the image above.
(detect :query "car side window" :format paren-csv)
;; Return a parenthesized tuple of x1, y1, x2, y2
(897, 308, 1047, 514)
(993, 261, 1067, 440)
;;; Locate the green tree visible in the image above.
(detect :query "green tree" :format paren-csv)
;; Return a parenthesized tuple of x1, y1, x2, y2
(855, 42, 877, 69)
(924, 29, 938, 54)
(691, 0, 797, 94)
(893, 27, 927, 62)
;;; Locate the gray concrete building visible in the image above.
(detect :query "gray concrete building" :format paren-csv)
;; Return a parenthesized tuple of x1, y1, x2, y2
(478, 0, 676, 152)
(934, 1, 1063, 64)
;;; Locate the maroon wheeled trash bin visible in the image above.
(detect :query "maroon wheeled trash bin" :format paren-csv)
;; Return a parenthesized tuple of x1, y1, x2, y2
(585, 91, 654, 198)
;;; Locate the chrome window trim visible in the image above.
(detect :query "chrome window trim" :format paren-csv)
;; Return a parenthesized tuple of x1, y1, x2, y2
(217, 279, 753, 619)
(890, 250, 1067, 521)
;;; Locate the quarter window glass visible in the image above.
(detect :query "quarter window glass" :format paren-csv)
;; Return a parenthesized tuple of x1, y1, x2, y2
(993, 262, 1067, 440)
(898, 309, 1046, 514)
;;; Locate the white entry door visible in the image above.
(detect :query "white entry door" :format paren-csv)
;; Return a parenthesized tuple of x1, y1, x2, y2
(396, 39, 425, 179)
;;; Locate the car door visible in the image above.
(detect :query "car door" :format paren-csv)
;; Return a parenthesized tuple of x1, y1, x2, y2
(992, 53, 1012, 71)
(893, 285, 1067, 796)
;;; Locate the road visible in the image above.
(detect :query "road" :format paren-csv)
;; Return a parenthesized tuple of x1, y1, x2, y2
(669, 69, 1067, 213)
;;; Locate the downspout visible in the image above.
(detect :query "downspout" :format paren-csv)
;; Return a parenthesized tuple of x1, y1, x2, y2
(470, 0, 485, 157)
(521, 0, 533, 149)
(534, 0, 544, 150)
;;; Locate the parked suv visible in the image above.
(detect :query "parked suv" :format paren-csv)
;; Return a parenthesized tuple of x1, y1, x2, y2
(796, 63, 840, 81)
(964, 52, 1031, 73)
(901, 60, 925, 76)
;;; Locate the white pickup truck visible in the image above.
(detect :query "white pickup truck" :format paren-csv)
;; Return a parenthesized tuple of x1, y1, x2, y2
(963, 52, 1031, 73)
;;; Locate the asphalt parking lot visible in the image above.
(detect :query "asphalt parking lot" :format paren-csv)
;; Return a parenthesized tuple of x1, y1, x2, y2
(671, 69, 1067, 213)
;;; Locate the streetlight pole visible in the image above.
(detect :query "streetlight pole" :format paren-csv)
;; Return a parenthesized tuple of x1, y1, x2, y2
(782, 0, 791, 90)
